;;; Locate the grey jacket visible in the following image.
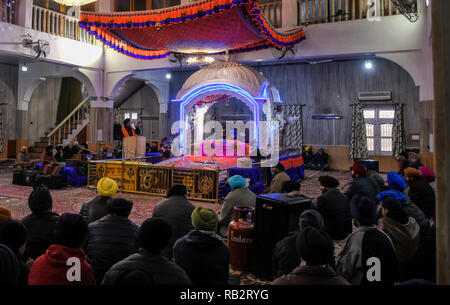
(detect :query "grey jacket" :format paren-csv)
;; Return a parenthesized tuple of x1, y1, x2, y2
(152, 195, 195, 258)
(336, 225, 398, 285)
(218, 187, 256, 237)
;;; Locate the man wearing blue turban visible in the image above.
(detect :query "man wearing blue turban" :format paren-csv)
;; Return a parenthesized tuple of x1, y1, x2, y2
(218, 175, 256, 237)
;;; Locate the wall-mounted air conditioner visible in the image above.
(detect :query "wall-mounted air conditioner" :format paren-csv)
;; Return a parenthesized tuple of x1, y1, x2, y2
(358, 91, 392, 101)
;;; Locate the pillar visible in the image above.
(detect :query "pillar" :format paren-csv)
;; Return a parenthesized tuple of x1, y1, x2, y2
(88, 98, 114, 151)
(432, 0, 450, 285)
(282, 0, 298, 29)
(95, 0, 115, 12)
(16, 0, 33, 29)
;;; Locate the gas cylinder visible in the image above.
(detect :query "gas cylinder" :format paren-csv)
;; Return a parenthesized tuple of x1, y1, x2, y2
(227, 206, 255, 272)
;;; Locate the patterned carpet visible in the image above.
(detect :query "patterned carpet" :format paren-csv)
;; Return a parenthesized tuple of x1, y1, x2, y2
(0, 166, 352, 284)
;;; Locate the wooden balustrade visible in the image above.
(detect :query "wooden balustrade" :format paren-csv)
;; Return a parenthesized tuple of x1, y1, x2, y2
(259, 1, 283, 28)
(297, 0, 404, 26)
(32, 5, 98, 46)
(48, 97, 90, 147)
(0, 0, 18, 24)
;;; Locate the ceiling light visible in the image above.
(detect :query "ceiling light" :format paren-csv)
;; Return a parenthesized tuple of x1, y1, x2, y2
(312, 114, 343, 119)
(186, 56, 215, 65)
(166, 73, 171, 79)
(426, 0, 430, 7)
(21, 65, 28, 72)
(364, 60, 373, 70)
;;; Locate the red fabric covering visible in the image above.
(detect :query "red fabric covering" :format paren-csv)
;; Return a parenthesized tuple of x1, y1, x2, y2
(28, 245, 96, 285)
(79, 0, 305, 60)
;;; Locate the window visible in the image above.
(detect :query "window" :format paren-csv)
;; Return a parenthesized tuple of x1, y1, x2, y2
(363, 107, 395, 155)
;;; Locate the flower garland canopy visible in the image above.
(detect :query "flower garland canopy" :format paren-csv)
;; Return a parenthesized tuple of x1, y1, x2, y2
(79, 0, 305, 60)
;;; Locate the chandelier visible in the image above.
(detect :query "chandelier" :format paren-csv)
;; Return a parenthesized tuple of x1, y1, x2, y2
(53, 0, 97, 6)
(186, 56, 215, 65)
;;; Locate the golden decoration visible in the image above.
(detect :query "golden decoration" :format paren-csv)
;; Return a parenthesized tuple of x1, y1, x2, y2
(198, 176, 213, 194)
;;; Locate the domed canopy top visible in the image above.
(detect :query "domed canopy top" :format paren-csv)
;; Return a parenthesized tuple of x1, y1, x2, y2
(176, 61, 269, 99)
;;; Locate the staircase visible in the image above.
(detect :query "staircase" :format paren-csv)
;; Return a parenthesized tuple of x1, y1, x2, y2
(28, 98, 90, 158)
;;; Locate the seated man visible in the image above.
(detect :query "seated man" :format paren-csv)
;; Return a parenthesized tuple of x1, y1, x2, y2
(309, 147, 329, 171)
(152, 184, 195, 258)
(272, 209, 325, 280)
(302, 146, 313, 169)
(218, 175, 256, 237)
(85, 198, 139, 284)
(404, 167, 435, 219)
(173, 207, 229, 285)
(21, 185, 60, 260)
(28, 213, 96, 285)
(282, 180, 302, 197)
(272, 227, 349, 285)
(336, 194, 399, 285)
(40, 145, 61, 175)
(80, 177, 119, 224)
(344, 160, 377, 204)
(14, 146, 33, 168)
(378, 197, 420, 281)
(268, 163, 291, 194)
(102, 217, 192, 285)
(315, 176, 352, 241)
(54, 145, 65, 163)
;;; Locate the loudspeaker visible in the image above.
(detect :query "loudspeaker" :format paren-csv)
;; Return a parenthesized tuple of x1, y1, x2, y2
(113, 124, 122, 140)
(250, 193, 312, 280)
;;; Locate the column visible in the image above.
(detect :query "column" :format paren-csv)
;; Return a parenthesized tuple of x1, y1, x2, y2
(16, 0, 33, 28)
(88, 98, 114, 151)
(96, 0, 115, 12)
(432, 0, 450, 285)
(282, 0, 298, 29)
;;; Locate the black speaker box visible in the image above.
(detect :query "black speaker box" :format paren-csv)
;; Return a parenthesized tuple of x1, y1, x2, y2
(250, 193, 312, 280)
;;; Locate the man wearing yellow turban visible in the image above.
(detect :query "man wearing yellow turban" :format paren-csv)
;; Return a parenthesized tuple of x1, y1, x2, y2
(80, 178, 118, 223)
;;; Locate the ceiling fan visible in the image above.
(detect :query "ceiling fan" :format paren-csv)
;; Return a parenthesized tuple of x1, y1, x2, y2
(271, 45, 298, 60)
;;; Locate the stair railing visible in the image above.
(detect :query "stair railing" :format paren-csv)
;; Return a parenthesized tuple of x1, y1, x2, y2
(48, 97, 90, 147)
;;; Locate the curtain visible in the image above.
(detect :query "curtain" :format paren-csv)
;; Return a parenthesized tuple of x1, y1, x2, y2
(392, 103, 406, 159)
(350, 102, 368, 159)
(283, 104, 303, 153)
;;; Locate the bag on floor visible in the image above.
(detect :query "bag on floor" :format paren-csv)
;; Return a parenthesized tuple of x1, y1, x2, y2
(12, 169, 25, 185)
(24, 170, 39, 187)
(34, 174, 66, 189)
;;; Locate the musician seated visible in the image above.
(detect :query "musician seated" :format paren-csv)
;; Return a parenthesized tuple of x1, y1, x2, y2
(55, 145, 65, 163)
(40, 145, 61, 175)
(40, 145, 57, 164)
(14, 146, 34, 168)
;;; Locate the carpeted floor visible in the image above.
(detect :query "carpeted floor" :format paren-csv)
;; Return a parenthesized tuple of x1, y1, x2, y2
(0, 166, 352, 285)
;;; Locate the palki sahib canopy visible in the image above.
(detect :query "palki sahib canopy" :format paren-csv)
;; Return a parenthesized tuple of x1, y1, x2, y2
(79, 0, 305, 60)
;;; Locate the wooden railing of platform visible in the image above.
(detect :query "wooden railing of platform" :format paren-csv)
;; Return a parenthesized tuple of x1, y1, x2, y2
(32, 5, 98, 45)
(88, 159, 221, 203)
(297, 0, 405, 25)
(1, 0, 18, 24)
(259, 1, 283, 28)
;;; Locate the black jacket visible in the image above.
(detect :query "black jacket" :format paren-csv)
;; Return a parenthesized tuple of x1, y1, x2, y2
(345, 176, 377, 204)
(80, 196, 111, 224)
(312, 152, 328, 165)
(173, 230, 229, 285)
(85, 214, 139, 283)
(302, 151, 313, 164)
(21, 212, 60, 260)
(316, 189, 352, 240)
(408, 176, 435, 219)
(101, 249, 192, 285)
(152, 196, 195, 259)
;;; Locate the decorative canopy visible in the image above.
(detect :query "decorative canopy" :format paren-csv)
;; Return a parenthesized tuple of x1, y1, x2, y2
(177, 61, 268, 99)
(79, 0, 305, 60)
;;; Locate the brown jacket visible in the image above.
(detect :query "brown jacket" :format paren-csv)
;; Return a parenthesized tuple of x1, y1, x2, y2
(378, 216, 420, 266)
(270, 171, 291, 193)
(272, 265, 350, 285)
